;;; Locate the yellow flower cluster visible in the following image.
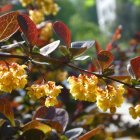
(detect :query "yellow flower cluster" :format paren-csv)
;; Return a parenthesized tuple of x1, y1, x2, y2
(36, 0, 60, 16)
(68, 74, 125, 113)
(26, 81, 62, 107)
(19, 0, 33, 7)
(20, 0, 60, 24)
(129, 105, 140, 119)
(0, 63, 27, 93)
(29, 10, 44, 24)
(96, 85, 125, 113)
(39, 22, 53, 41)
(67, 74, 98, 102)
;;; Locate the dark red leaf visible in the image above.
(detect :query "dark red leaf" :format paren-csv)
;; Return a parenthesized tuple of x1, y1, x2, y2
(0, 11, 19, 42)
(95, 41, 103, 54)
(17, 13, 39, 46)
(0, 4, 13, 13)
(53, 21, 71, 48)
(0, 97, 15, 126)
(130, 56, 140, 80)
(97, 50, 114, 70)
(33, 106, 69, 132)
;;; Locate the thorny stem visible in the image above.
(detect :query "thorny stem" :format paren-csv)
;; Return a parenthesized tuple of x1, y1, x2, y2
(0, 53, 139, 91)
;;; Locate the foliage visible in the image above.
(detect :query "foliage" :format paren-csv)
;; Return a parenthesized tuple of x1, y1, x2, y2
(0, 1, 139, 140)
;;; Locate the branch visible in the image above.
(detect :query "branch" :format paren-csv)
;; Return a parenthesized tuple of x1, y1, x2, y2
(67, 63, 140, 91)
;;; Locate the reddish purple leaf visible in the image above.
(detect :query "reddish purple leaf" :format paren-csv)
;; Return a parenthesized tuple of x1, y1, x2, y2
(0, 11, 19, 42)
(17, 13, 39, 46)
(97, 50, 114, 70)
(33, 106, 69, 132)
(130, 56, 140, 80)
(53, 21, 71, 48)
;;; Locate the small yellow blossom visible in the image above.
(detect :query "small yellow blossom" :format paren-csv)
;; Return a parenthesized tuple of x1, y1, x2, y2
(19, 0, 33, 7)
(27, 81, 62, 107)
(0, 63, 27, 93)
(37, 0, 60, 16)
(129, 104, 140, 119)
(39, 22, 53, 41)
(45, 96, 58, 107)
(29, 10, 44, 24)
(96, 85, 125, 113)
(67, 74, 99, 102)
(46, 69, 68, 82)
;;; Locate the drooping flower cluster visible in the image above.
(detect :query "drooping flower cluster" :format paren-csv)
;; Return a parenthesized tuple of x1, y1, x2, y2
(96, 85, 125, 113)
(129, 105, 140, 119)
(26, 81, 63, 107)
(68, 74, 125, 113)
(0, 63, 27, 93)
(20, 0, 60, 24)
(67, 74, 98, 102)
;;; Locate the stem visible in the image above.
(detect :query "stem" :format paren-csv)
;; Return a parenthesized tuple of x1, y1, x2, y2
(67, 63, 140, 91)
(0, 54, 29, 61)
(0, 53, 139, 91)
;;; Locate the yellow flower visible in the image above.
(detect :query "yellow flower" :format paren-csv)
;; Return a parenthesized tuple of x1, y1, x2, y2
(20, 0, 33, 7)
(26, 84, 47, 100)
(129, 104, 140, 119)
(96, 85, 125, 113)
(29, 10, 44, 24)
(27, 81, 62, 107)
(39, 22, 53, 41)
(45, 96, 58, 107)
(67, 74, 98, 102)
(0, 63, 27, 93)
(36, 0, 60, 16)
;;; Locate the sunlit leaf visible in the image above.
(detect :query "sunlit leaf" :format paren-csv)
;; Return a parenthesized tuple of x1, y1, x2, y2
(0, 41, 25, 50)
(0, 98, 15, 126)
(74, 55, 90, 61)
(0, 119, 6, 127)
(53, 21, 71, 48)
(0, 11, 19, 42)
(22, 120, 51, 134)
(78, 125, 104, 140)
(17, 14, 38, 46)
(65, 128, 84, 140)
(130, 56, 140, 80)
(71, 41, 95, 48)
(40, 40, 60, 56)
(97, 50, 114, 70)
